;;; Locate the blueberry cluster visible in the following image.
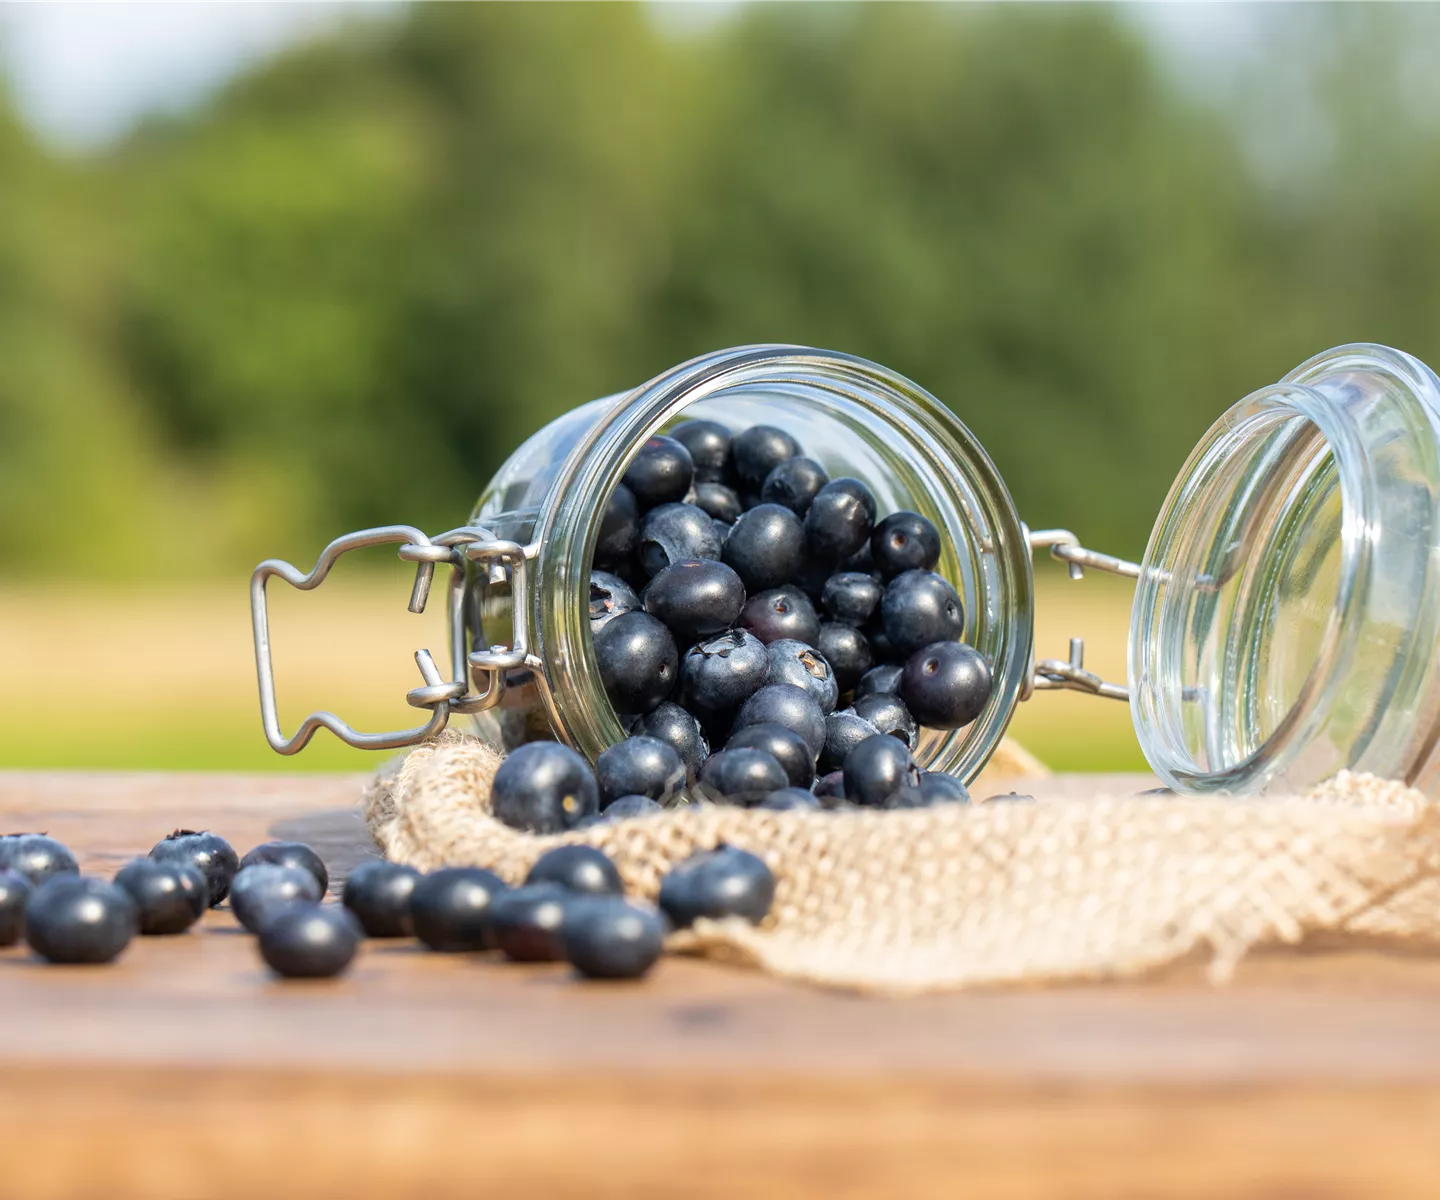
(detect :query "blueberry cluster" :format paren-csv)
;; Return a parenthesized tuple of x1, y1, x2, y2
(582, 419, 993, 814)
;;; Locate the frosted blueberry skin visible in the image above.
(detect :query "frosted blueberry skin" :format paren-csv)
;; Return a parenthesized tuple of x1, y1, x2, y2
(578, 795, 665, 825)
(114, 858, 207, 935)
(697, 749, 788, 807)
(732, 425, 801, 487)
(623, 435, 694, 508)
(669, 419, 732, 484)
(725, 722, 816, 790)
(594, 610, 679, 716)
(765, 639, 839, 715)
(817, 622, 873, 693)
(342, 860, 421, 938)
(632, 702, 709, 783)
(850, 692, 918, 750)
(491, 884, 571, 963)
(692, 482, 743, 523)
(563, 896, 665, 981)
(659, 846, 775, 928)
(0, 834, 79, 889)
(740, 586, 820, 647)
(821, 571, 883, 628)
(239, 840, 329, 894)
(880, 570, 965, 658)
(842, 734, 921, 808)
(733, 684, 826, 759)
(258, 905, 359, 979)
(722, 504, 806, 593)
(525, 845, 624, 897)
(870, 511, 942, 578)
(594, 483, 640, 568)
(804, 480, 875, 562)
(643, 559, 745, 644)
(596, 736, 686, 807)
(679, 630, 770, 719)
(758, 788, 822, 811)
(149, 830, 240, 907)
(639, 503, 721, 576)
(229, 864, 324, 934)
(25, 876, 138, 964)
(491, 742, 601, 834)
(411, 867, 508, 952)
(590, 570, 641, 633)
(819, 711, 880, 775)
(854, 663, 905, 700)
(899, 641, 992, 730)
(761, 457, 829, 516)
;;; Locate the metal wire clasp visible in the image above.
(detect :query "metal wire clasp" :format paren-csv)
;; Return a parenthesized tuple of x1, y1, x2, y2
(251, 524, 531, 754)
(1025, 528, 1140, 703)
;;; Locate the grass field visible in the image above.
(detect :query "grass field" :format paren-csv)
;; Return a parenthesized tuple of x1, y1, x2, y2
(0, 566, 1145, 773)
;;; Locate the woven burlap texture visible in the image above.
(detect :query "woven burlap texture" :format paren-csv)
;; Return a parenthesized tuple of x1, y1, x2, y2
(364, 731, 1440, 994)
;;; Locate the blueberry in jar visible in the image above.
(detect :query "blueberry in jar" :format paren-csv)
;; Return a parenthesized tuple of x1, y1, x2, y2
(563, 896, 665, 981)
(590, 570, 641, 633)
(821, 571, 883, 628)
(880, 570, 965, 658)
(25, 876, 137, 964)
(658, 846, 774, 929)
(0, 834, 78, 888)
(740, 586, 820, 647)
(594, 610, 679, 716)
(843, 734, 921, 808)
(916, 771, 972, 805)
(818, 710, 880, 774)
(812, 771, 848, 807)
(669, 419, 732, 484)
(149, 830, 240, 907)
(804, 479, 875, 562)
(525, 845, 624, 897)
(596, 736, 686, 807)
(492, 742, 601, 833)
(113, 858, 207, 935)
(850, 692, 918, 750)
(732, 425, 801, 487)
(871, 511, 942, 578)
(643, 559, 745, 644)
(854, 663, 904, 700)
(491, 883, 571, 962)
(679, 630, 769, 718)
(697, 748, 788, 806)
(230, 864, 324, 934)
(638, 502, 721, 576)
(725, 722, 816, 790)
(722, 503, 806, 593)
(239, 840, 329, 894)
(758, 788, 822, 812)
(582, 794, 664, 823)
(258, 904, 359, 979)
(817, 622, 873, 693)
(760, 457, 829, 516)
(733, 684, 826, 758)
(633, 702, 709, 782)
(692, 482, 743, 524)
(0, 870, 29, 946)
(764, 639, 838, 714)
(594, 483, 640, 567)
(622, 434, 694, 508)
(866, 622, 902, 665)
(825, 477, 878, 522)
(899, 641, 992, 730)
(411, 866, 508, 952)
(342, 860, 421, 938)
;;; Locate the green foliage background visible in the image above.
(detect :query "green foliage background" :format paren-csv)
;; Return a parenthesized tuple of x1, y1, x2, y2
(4, 2, 1440, 576)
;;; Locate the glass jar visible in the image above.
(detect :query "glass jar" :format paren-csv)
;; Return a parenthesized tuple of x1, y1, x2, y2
(251, 340, 1440, 799)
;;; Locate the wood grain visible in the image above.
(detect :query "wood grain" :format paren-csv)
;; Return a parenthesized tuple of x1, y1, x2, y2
(2, 770, 1438, 1198)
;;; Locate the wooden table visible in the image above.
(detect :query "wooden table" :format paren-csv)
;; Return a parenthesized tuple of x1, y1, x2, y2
(2, 771, 1438, 1199)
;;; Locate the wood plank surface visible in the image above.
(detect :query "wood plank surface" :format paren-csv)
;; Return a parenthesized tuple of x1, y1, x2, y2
(1, 770, 1438, 1198)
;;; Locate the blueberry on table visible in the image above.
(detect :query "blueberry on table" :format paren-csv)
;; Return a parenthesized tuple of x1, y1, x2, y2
(843, 734, 921, 808)
(258, 904, 359, 979)
(230, 864, 324, 933)
(733, 425, 801, 487)
(850, 692, 918, 750)
(596, 736, 686, 807)
(697, 749, 788, 807)
(25, 876, 137, 964)
(113, 858, 207, 935)
(643, 559, 745, 644)
(740, 586, 820, 647)
(761, 457, 829, 515)
(725, 723, 816, 790)
(590, 571, 641, 633)
(342, 860, 421, 938)
(411, 867, 508, 952)
(639, 502, 721, 575)
(817, 622, 873, 692)
(658, 846, 775, 929)
(880, 570, 965, 657)
(148, 829, 240, 907)
(633, 702, 709, 782)
(692, 482, 743, 523)
(758, 788, 822, 812)
(622, 435, 694, 508)
(492, 742, 602, 834)
(0, 870, 29, 946)
(526, 845, 624, 897)
(854, 663, 904, 700)
(588, 795, 664, 822)
(818, 711, 880, 774)
(871, 511, 942, 578)
(821, 571, 883, 628)
(765, 638, 838, 715)
(722, 503, 806, 593)
(733, 683, 826, 758)
(239, 840, 329, 894)
(899, 641, 992, 729)
(595, 483, 640, 567)
(0, 834, 78, 887)
(564, 896, 665, 981)
(594, 610, 679, 717)
(669, 419, 732, 484)
(986, 792, 1035, 804)
(491, 884, 572, 962)
(679, 630, 769, 718)
(804, 480, 874, 561)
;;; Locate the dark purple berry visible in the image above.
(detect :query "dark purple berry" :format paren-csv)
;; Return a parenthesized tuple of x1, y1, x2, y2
(670, 419, 732, 483)
(765, 639, 838, 714)
(623, 434, 693, 508)
(0, 870, 29, 946)
(679, 630, 769, 717)
(491, 883, 571, 962)
(594, 610, 678, 715)
(526, 845, 623, 897)
(564, 896, 665, 980)
(812, 771, 848, 807)
(872, 511, 942, 578)
(817, 622, 872, 693)
(986, 792, 1035, 804)
(733, 425, 801, 486)
(855, 663, 904, 699)
(693, 482, 743, 523)
(916, 771, 972, 804)
(239, 841, 328, 894)
(633, 702, 709, 782)
(761, 457, 828, 515)
(804, 479, 874, 561)
(843, 734, 920, 808)
(697, 748, 788, 806)
(230, 864, 324, 933)
(760, 788, 821, 811)
(149, 830, 240, 907)
(821, 571, 883, 627)
(342, 860, 421, 938)
(794, 555, 836, 604)
(583, 795, 665, 823)
(0, 834, 78, 888)
(411, 867, 508, 951)
(850, 693, 918, 750)
(844, 540, 879, 575)
(644, 559, 745, 643)
(733, 683, 826, 758)
(595, 483, 640, 567)
(725, 722, 815, 789)
(659, 846, 774, 928)
(25, 876, 137, 964)
(596, 736, 685, 807)
(899, 641, 992, 729)
(113, 858, 206, 935)
(819, 710, 880, 773)
(826, 477, 878, 522)
(590, 570, 640, 633)
(639, 502, 720, 575)
(258, 904, 358, 978)
(867, 622, 902, 664)
(492, 741, 601, 833)
(740, 586, 819, 647)
(880, 570, 965, 657)
(722, 503, 806, 592)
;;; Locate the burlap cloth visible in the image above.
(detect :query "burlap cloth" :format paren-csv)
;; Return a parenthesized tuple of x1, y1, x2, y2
(364, 731, 1440, 994)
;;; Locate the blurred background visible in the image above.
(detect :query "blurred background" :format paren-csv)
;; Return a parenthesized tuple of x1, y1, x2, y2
(1, 1, 1438, 773)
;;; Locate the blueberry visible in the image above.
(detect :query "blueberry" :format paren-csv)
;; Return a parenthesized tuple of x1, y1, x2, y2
(740, 586, 820, 647)
(633, 702, 709, 782)
(872, 511, 942, 578)
(491, 883, 571, 962)
(733, 425, 801, 486)
(826, 477, 878, 522)
(760, 457, 828, 515)
(590, 570, 640, 633)
(623, 434, 694, 508)
(596, 736, 686, 807)
(866, 622, 902, 664)
(916, 771, 972, 804)
(697, 749, 788, 806)
(817, 622, 872, 692)
(818, 710, 880, 774)
(725, 722, 816, 789)
(492, 742, 601, 833)
(258, 904, 359, 978)
(793, 555, 836, 605)
(850, 692, 918, 749)
(584, 795, 665, 822)
(821, 572, 883, 627)
(411, 867, 508, 951)
(658, 846, 774, 929)
(679, 629, 769, 718)
(855, 663, 905, 699)
(644, 559, 745, 643)
(759, 788, 822, 811)
(238, 841, 329, 894)
(880, 570, 965, 657)
(526, 845, 624, 896)
(899, 641, 992, 729)
(812, 771, 848, 807)
(804, 480, 874, 561)
(693, 481, 743, 523)
(844, 539, 879, 575)
(25, 876, 137, 964)
(639, 502, 720, 575)
(342, 859, 421, 937)
(765, 638, 838, 714)
(0, 834, 78, 887)
(594, 610, 678, 716)
(230, 864, 324, 933)
(670, 419, 732, 483)
(0, 870, 29, 946)
(986, 791, 1035, 804)
(149, 830, 240, 907)
(712, 519, 733, 548)
(722, 503, 806, 593)
(595, 483, 639, 567)
(733, 683, 826, 758)
(843, 734, 920, 808)
(113, 858, 207, 935)
(563, 896, 665, 980)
